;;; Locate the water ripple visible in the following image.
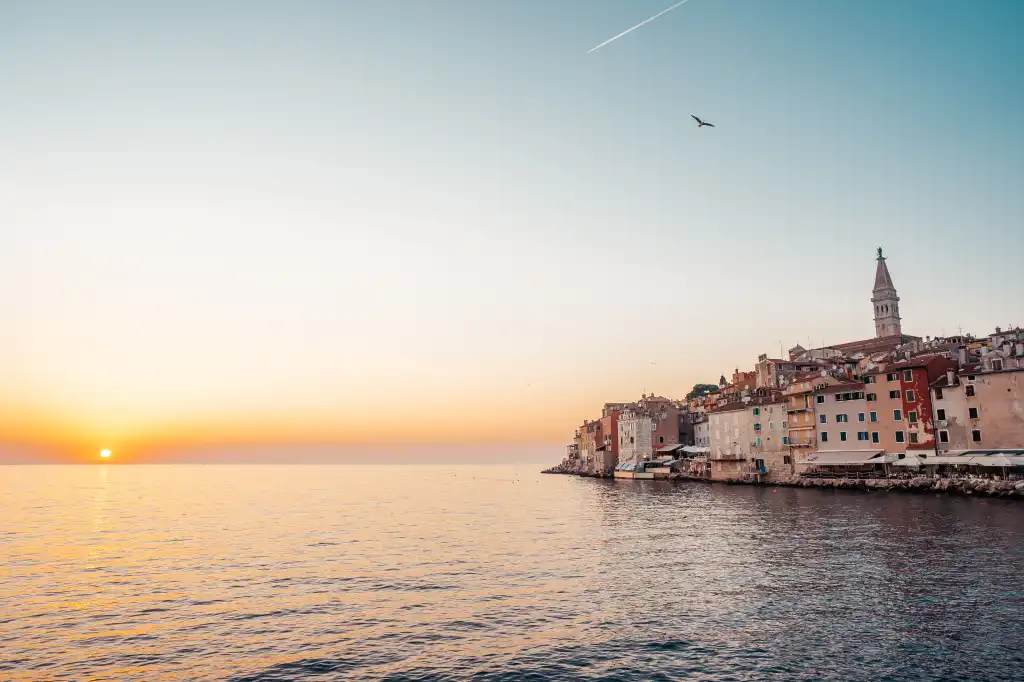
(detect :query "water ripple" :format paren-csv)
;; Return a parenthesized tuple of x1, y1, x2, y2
(1, 465, 1022, 681)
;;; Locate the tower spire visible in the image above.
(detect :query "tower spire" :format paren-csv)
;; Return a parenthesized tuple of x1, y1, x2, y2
(872, 247, 901, 338)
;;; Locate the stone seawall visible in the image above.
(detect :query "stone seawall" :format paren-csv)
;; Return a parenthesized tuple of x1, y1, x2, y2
(541, 466, 1024, 498)
(758, 476, 1024, 498)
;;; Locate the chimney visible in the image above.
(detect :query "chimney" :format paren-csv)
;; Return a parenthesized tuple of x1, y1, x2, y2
(995, 326, 1002, 334)
(958, 347, 967, 365)
(946, 369, 954, 387)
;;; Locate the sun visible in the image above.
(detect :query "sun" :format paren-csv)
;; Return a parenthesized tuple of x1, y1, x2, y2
(100, 449, 112, 459)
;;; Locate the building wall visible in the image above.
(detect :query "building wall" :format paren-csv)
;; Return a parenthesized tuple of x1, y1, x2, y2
(813, 387, 873, 451)
(694, 420, 710, 448)
(641, 398, 680, 450)
(579, 424, 596, 471)
(710, 458, 744, 480)
(900, 365, 946, 451)
(709, 407, 749, 458)
(618, 415, 653, 463)
(751, 401, 788, 453)
(935, 370, 1024, 450)
(600, 412, 620, 462)
(932, 382, 969, 452)
(866, 373, 905, 454)
(750, 400, 792, 478)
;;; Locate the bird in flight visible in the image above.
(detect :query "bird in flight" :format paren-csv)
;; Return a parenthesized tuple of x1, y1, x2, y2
(690, 114, 714, 128)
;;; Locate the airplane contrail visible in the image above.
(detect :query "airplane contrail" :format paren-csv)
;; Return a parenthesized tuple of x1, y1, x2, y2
(588, 0, 692, 53)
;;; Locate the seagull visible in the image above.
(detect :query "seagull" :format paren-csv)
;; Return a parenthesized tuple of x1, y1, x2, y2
(690, 114, 714, 128)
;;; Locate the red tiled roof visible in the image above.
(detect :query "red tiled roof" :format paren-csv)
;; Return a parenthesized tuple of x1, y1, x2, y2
(816, 382, 866, 394)
(824, 334, 919, 354)
(708, 403, 747, 414)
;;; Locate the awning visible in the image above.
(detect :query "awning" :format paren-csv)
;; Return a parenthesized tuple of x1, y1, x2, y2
(805, 450, 887, 466)
(967, 455, 1024, 467)
(962, 449, 1024, 457)
(919, 456, 974, 465)
(682, 446, 710, 454)
(914, 451, 1024, 466)
(656, 444, 685, 453)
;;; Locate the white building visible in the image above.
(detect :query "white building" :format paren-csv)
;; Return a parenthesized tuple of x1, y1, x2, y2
(618, 412, 653, 464)
(693, 416, 710, 448)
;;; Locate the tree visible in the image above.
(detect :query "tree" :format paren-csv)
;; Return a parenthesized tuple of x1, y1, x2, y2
(685, 383, 719, 400)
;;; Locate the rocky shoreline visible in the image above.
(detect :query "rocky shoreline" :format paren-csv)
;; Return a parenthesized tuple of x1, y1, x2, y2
(541, 466, 1024, 498)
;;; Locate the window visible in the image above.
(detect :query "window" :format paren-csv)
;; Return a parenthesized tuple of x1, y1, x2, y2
(821, 432, 829, 443)
(865, 376, 875, 384)
(782, 437, 790, 445)
(972, 429, 982, 442)
(895, 431, 905, 443)
(939, 430, 949, 443)
(906, 390, 915, 402)
(783, 455, 792, 464)
(967, 375, 975, 381)
(857, 432, 868, 441)
(754, 423, 761, 432)
(969, 407, 979, 419)
(867, 393, 877, 402)
(889, 390, 900, 399)
(870, 411, 878, 422)
(836, 414, 848, 423)
(887, 372, 898, 381)
(908, 411, 918, 423)
(840, 431, 847, 442)
(937, 408, 946, 421)
(753, 407, 760, 416)
(819, 415, 827, 424)
(872, 432, 880, 443)
(769, 422, 775, 431)
(858, 412, 865, 422)
(992, 359, 1003, 371)
(966, 385, 975, 397)
(935, 387, 943, 400)
(755, 437, 762, 447)
(894, 409, 903, 421)
(836, 393, 844, 402)
(909, 432, 919, 444)
(782, 421, 788, 429)
(903, 370, 913, 382)
(816, 395, 825, 404)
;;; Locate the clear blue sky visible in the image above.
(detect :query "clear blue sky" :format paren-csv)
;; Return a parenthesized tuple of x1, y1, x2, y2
(1, 1, 1022, 453)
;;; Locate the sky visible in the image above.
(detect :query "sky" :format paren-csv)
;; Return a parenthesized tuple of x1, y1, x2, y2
(2, 0, 1022, 462)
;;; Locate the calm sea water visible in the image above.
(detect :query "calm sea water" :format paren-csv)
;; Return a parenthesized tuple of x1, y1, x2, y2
(2, 464, 1022, 681)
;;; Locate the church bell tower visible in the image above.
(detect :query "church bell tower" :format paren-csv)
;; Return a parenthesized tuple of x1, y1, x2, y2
(872, 247, 901, 338)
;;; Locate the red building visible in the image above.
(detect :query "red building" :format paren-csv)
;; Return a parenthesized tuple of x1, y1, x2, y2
(887, 355, 957, 453)
(600, 410, 621, 463)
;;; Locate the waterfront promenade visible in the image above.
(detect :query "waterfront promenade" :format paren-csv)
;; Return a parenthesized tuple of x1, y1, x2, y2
(542, 464, 1024, 498)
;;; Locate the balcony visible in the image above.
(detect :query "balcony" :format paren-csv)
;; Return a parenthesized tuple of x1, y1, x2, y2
(709, 452, 746, 461)
(787, 433, 817, 447)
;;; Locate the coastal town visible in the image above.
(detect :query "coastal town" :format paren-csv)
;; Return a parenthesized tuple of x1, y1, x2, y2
(549, 248, 1024, 497)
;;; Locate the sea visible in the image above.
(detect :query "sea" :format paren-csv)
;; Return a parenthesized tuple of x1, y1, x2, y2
(1, 464, 1022, 681)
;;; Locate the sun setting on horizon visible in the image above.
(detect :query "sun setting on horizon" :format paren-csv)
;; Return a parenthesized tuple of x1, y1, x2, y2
(99, 450, 112, 460)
